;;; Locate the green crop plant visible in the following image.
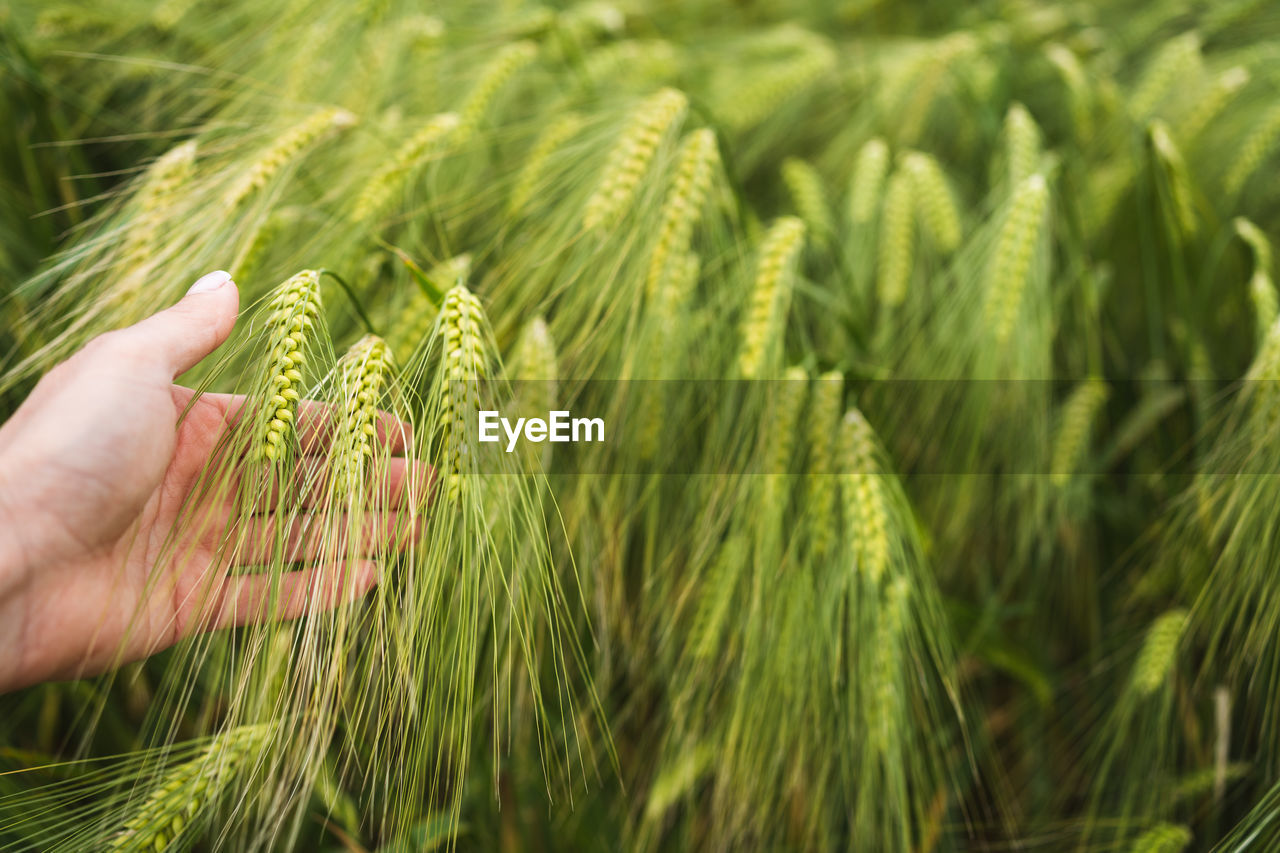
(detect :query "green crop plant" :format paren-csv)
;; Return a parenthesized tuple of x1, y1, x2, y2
(3, 0, 1280, 850)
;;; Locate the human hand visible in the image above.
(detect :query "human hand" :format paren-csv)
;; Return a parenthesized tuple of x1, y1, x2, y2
(0, 270, 415, 692)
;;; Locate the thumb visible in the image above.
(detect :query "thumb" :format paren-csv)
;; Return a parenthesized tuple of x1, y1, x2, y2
(123, 270, 240, 377)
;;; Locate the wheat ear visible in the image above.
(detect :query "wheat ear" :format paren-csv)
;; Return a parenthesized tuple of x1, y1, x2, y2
(582, 87, 688, 231)
(984, 173, 1050, 347)
(782, 157, 834, 248)
(454, 40, 538, 142)
(1176, 65, 1249, 144)
(804, 371, 844, 559)
(1130, 31, 1201, 118)
(1043, 43, 1092, 139)
(1003, 103, 1041, 190)
(438, 285, 489, 502)
(1237, 218, 1276, 344)
(848, 137, 890, 226)
(840, 408, 890, 585)
(119, 141, 196, 274)
(1050, 379, 1108, 487)
(876, 166, 915, 308)
(107, 725, 267, 851)
(903, 151, 960, 253)
(508, 112, 584, 215)
(1131, 609, 1186, 697)
(1224, 103, 1280, 196)
(388, 253, 471, 364)
(352, 112, 460, 224)
(646, 129, 719, 300)
(256, 270, 323, 463)
(1148, 122, 1198, 236)
(867, 577, 910, 757)
(717, 38, 835, 130)
(225, 107, 356, 209)
(737, 217, 806, 378)
(333, 335, 394, 498)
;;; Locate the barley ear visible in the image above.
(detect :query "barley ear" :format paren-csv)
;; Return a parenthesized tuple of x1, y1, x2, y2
(840, 408, 890, 586)
(107, 725, 268, 852)
(876, 166, 915, 308)
(256, 270, 324, 463)
(352, 112, 460, 224)
(1130, 609, 1186, 697)
(782, 157, 834, 248)
(984, 173, 1050, 348)
(646, 128, 719, 300)
(388, 253, 471, 365)
(225, 107, 356, 209)
(333, 335, 394, 499)
(804, 370, 844, 559)
(737, 217, 806, 378)
(437, 285, 489, 502)
(508, 113, 584, 216)
(1050, 379, 1108, 487)
(903, 151, 960, 253)
(848, 137, 890, 226)
(582, 88, 689, 231)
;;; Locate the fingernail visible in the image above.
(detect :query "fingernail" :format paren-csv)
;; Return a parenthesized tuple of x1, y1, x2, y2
(188, 270, 233, 294)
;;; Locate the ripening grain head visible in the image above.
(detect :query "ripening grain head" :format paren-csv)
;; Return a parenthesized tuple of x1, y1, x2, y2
(583, 87, 689, 231)
(257, 270, 324, 463)
(737, 217, 806, 378)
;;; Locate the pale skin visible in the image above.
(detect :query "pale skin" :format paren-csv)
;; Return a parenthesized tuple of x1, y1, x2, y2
(0, 270, 420, 692)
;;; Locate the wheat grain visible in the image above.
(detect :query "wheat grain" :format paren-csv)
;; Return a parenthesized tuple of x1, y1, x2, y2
(108, 725, 267, 851)
(782, 158, 834, 248)
(984, 173, 1050, 347)
(256, 270, 323, 463)
(1050, 379, 1108, 487)
(333, 335, 394, 498)
(876, 166, 915, 308)
(582, 88, 688, 231)
(903, 151, 960, 253)
(1130, 31, 1201, 118)
(840, 408, 890, 585)
(225, 107, 356, 209)
(804, 371, 844, 559)
(1003, 103, 1041, 190)
(646, 129, 719, 300)
(1128, 822, 1192, 853)
(1175, 65, 1249, 144)
(1224, 103, 1280, 195)
(352, 112, 460, 223)
(737, 217, 806, 378)
(848, 137, 890, 226)
(508, 113, 585, 215)
(388, 253, 471, 365)
(438, 285, 489, 502)
(454, 41, 538, 143)
(1131, 609, 1186, 697)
